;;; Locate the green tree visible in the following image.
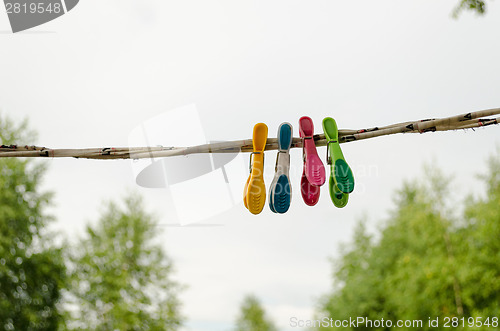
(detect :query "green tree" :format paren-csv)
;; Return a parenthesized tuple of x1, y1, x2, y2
(235, 295, 277, 331)
(64, 194, 183, 330)
(319, 155, 500, 330)
(0, 115, 65, 330)
(458, 151, 500, 318)
(453, 0, 487, 17)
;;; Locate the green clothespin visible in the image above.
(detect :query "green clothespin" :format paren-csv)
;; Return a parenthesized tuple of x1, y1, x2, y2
(322, 117, 355, 208)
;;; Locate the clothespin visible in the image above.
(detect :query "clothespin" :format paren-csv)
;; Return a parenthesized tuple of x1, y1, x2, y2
(322, 117, 354, 208)
(244, 123, 268, 215)
(269, 123, 293, 214)
(299, 116, 326, 206)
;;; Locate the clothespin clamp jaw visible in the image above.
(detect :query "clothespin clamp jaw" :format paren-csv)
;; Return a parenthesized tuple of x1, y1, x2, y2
(301, 136, 313, 163)
(326, 140, 337, 165)
(249, 151, 263, 173)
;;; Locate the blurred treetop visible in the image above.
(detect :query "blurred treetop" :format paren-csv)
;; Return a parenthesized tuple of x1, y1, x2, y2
(319, 150, 500, 330)
(235, 295, 278, 331)
(0, 115, 65, 330)
(63, 195, 183, 331)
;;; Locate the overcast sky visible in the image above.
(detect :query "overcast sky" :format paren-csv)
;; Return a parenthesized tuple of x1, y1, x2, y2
(1, 1, 499, 330)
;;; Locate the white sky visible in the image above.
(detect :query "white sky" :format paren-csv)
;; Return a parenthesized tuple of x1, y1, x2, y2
(1, 1, 499, 330)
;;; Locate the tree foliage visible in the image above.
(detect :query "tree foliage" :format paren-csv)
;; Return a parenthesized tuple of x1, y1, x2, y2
(63, 195, 183, 330)
(235, 295, 277, 331)
(319, 152, 500, 330)
(453, 0, 487, 17)
(0, 115, 65, 330)
(459, 152, 500, 318)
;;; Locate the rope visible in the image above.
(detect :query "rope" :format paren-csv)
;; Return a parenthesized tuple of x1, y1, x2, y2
(0, 108, 498, 160)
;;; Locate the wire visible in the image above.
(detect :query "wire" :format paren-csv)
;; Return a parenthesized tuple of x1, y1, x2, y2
(0, 108, 498, 160)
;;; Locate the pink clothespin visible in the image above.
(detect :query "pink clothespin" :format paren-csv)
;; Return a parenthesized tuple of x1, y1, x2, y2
(299, 116, 326, 206)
